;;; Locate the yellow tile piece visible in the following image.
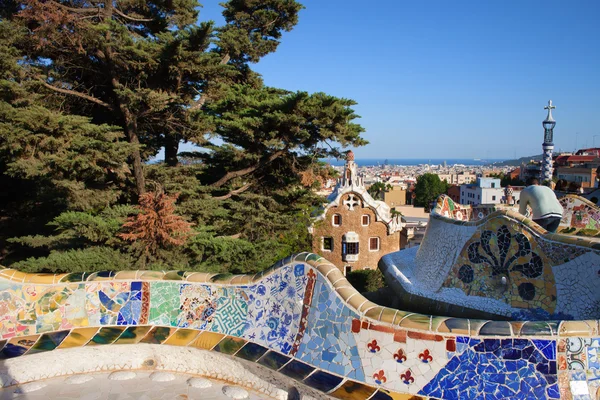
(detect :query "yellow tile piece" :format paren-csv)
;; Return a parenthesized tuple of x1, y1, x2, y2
(8, 334, 40, 354)
(139, 271, 166, 280)
(113, 326, 153, 345)
(0, 269, 16, 280)
(329, 380, 377, 400)
(188, 331, 225, 350)
(379, 308, 398, 325)
(559, 321, 594, 337)
(399, 314, 431, 331)
(372, 389, 425, 399)
(185, 273, 213, 283)
(58, 327, 100, 349)
(26, 274, 56, 284)
(8, 270, 29, 283)
(347, 294, 369, 311)
(163, 328, 200, 346)
(364, 306, 384, 320)
(113, 271, 140, 280)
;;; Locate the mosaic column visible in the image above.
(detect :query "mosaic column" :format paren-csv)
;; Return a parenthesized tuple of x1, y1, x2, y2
(541, 100, 556, 183)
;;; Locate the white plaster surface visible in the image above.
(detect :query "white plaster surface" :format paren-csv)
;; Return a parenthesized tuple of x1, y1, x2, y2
(65, 374, 94, 384)
(0, 345, 287, 400)
(188, 377, 213, 388)
(381, 244, 516, 318)
(552, 251, 600, 319)
(223, 385, 250, 399)
(109, 371, 137, 381)
(0, 371, 270, 400)
(149, 371, 175, 382)
(413, 217, 476, 291)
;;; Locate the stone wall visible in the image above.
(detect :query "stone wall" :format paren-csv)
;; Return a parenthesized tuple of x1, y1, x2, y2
(0, 253, 599, 399)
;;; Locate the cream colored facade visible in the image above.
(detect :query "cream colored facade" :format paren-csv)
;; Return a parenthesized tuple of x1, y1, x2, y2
(437, 172, 476, 185)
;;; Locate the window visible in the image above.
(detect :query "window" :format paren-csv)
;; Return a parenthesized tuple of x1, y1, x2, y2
(477, 194, 480, 200)
(333, 214, 341, 226)
(369, 237, 380, 251)
(344, 266, 352, 275)
(345, 242, 359, 254)
(322, 237, 333, 251)
(491, 183, 496, 188)
(492, 195, 496, 201)
(362, 215, 370, 226)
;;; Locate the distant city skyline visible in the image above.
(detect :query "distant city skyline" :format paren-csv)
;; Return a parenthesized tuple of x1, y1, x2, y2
(169, 0, 599, 160)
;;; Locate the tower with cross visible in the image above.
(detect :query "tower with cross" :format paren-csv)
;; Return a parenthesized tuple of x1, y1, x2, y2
(541, 100, 556, 183)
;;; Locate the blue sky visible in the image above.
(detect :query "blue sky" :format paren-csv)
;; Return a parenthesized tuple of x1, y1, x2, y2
(177, 0, 600, 160)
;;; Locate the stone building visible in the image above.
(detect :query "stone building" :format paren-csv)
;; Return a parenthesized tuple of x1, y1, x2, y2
(309, 151, 402, 274)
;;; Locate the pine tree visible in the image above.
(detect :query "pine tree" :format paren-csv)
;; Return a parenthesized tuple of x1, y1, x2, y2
(3, 0, 304, 195)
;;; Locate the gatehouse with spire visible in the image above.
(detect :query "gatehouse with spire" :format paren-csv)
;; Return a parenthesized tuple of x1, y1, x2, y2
(309, 151, 402, 274)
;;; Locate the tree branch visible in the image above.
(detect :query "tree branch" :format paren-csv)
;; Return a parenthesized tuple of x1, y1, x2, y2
(189, 53, 231, 112)
(213, 182, 253, 200)
(40, 81, 113, 110)
(211, 149, 285, 188)
(113, 7, 153, 22)
(48, 0, 98, 14)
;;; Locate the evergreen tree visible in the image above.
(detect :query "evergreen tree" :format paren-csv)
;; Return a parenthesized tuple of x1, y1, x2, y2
(4, 0, 304, 195)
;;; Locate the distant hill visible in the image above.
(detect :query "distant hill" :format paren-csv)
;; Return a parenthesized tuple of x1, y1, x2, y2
(490, 154, 545, 167)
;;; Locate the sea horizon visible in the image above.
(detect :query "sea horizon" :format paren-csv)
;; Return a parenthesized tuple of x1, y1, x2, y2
(324, 158, 506, 167)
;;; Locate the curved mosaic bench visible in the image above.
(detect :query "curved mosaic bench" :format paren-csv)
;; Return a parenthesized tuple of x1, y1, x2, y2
(559, 195, 600, 234)
(0, 252, 599, 399)
(380, 195, 600, 323)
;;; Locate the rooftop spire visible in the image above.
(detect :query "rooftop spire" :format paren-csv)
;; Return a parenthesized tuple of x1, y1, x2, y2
(544, 100, 556, 122)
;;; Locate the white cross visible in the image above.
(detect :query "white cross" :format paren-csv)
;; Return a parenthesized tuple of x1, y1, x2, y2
(544, 100, 555, 111)
(343, 194, 360, 211)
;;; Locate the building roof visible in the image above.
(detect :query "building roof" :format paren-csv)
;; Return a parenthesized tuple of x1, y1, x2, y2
(310, 157, 402, 234)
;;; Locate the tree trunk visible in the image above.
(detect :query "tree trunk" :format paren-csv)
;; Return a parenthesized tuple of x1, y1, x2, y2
(122, 110, 146, 195)
(164, 135, 180, 167)
(102, 0, 145, 196)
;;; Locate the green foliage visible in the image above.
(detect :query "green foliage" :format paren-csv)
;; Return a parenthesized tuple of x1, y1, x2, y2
(8, 206, 136, 251)
(414, 173, 449, 210)
(12, 247, 134, 273)
(346, 269, 387, 293)
(0, 0, 368, 274)
(367, 182, 391, 200)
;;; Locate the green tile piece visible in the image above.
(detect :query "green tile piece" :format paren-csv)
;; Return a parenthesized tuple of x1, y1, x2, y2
(28, 330, 70, 354)
(139, 326, 175, 344)
(213, 336, 246, 355)
(88, 327, 126, 345)
(148, 282, 181, 326)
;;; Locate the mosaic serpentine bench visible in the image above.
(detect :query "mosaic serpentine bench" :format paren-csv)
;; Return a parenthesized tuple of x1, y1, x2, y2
(0, 253, 599, 399)
(559, 195, 600, 234)
(380, 195, 600, 323)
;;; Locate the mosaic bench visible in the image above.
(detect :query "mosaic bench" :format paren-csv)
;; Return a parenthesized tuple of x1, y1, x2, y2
(0, 252, 599, 399)
(559, 195, 600, 235)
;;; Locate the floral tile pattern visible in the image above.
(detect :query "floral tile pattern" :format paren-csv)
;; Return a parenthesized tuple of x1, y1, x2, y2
(241, 263, 308, 354)
(353, 326, 450, 394)
(443, 219, 557, 316)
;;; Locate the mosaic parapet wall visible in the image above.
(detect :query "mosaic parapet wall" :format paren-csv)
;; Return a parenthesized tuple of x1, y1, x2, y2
(380, 195, 600, 322)
(559, 195, 600, 233)
(0, 253, 599, 400)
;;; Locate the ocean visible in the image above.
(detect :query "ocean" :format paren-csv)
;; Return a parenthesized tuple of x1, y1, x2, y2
(324, 158, 506, 167)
